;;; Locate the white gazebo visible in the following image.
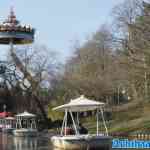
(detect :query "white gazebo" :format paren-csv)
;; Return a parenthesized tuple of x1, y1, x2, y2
(15, 111, 36, 129)
(53, 95, 108, 136)
(2, 116, 16, 133)
(51, 95, 111, 150)
(13, 111, 37, 137)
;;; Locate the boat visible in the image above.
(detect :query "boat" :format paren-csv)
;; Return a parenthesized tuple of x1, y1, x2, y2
(0, 111, 14, 132)
(13, 111, 37, 137)
(2, 117, 16, 133)
(0, 118, 4, 131)
(51, 95, 112, 150)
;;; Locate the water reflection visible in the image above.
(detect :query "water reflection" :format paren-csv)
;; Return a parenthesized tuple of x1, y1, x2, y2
(0, 134, 8, 150)
(13, 137, 37, 150)
(0, 133, 51, 150)
(0, 133, 139, 150)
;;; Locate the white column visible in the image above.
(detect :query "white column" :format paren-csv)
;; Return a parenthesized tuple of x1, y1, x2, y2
(96, 109, 99, 135)
(64, 109, 68, 136)
(77, 112, 79, 126)
(100, 108, 108, 136)
(69, 110, 78, 135)
(61, 111, 67, 136)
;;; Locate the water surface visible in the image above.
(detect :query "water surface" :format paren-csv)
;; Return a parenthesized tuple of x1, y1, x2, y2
(0, 133, 145, 150)
(0, 133, 51, 150)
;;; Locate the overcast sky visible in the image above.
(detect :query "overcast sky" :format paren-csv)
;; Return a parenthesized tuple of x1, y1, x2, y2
(0, 0, 124, 60)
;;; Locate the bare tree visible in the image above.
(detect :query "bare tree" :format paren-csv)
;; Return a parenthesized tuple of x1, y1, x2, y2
(112, 0, 150, 101)
(9, 44, 61, 126)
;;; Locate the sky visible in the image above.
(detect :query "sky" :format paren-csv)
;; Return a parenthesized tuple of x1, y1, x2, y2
(0, 0, 124, 60)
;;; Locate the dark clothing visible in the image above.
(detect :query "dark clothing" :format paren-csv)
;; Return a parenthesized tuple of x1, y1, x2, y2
(79, 125, 88, 134)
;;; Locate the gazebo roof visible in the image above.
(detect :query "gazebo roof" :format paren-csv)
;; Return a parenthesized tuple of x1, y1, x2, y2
(0, 112, 12, 118)
(16, 111, 36, 118)
(53, 95, 105, 112)
(5, 116, 15, 120)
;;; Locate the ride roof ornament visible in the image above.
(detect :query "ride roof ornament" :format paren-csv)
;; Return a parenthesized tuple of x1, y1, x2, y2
(4, 6, 19, 26)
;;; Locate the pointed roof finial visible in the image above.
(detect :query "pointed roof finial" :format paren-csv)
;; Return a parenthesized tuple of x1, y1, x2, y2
(3, 6, 20, 26)
(10, 6, 15, 17)
(9, 6, 16, 21)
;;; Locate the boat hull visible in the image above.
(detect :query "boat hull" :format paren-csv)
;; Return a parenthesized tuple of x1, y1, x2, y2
(2, 128, 14, 134)
(13, 129, 37, 137)
(51, 135, 112, 150)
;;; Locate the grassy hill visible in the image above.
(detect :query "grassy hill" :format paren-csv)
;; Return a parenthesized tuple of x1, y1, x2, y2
(83, 100, 150, 135)
(105, 100, 150, 134)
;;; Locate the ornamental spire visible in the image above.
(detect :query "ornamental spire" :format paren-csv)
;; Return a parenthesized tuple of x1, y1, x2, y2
(3, 6, 19, 26)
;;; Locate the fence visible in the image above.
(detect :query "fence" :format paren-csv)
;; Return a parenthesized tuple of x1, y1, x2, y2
(110, 133, 150, 140)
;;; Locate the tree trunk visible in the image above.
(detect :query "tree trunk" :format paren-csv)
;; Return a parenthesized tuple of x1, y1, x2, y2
(10, 48, 51, 127)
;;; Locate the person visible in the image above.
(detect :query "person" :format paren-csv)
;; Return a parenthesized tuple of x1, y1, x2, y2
(78, 123, 88, 134)
(64, 125, 75, 135)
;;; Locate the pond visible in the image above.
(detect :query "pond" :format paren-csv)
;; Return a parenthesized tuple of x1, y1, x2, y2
(0, 133, 51, 150)
(0, 133, 146, 150)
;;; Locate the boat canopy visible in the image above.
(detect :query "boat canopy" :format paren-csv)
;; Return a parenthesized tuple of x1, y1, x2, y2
(5, 117, 15, 120)
(53, 95, 105, 112)
(0, 112, 12, 118)
(16, 111, 36, 118)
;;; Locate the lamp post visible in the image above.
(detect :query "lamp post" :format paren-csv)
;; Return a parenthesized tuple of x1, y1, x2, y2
(117, 86, 120, 105)
(122, 89, 126, 95)
(117, 85, 126, 105)
(127, 96, 131, 101)
(3, 104, 6, 112)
